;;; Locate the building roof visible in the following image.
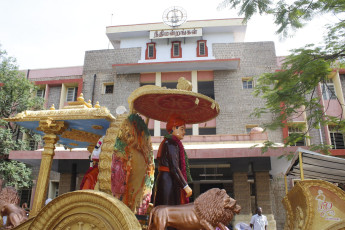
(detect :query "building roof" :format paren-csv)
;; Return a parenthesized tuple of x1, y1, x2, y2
(106, 18, 246, 42)
(22, 66, 83, 79)
(113, 59, 240, 74)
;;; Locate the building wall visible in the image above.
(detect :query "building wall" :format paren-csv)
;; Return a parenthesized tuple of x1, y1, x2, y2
(271, 174, 287, 230)
(47, 86, 62, 109)
(212, 42, 282, 142)
(83, 48, 141, 113)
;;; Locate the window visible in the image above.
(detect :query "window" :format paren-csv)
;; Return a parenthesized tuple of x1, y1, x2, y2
(171, 41, 182, 58)
(242, 79, 253, 89)
(197, 40, 208, 57)
(145, 43, 156, 60)
(162, 82, 177, 89)
(288, 126, 305, 146)
(329, 126, 345, 149)
(160, 128, 192, 136)
(198, 81, 215, 99)
(246, 125, 258, 134)
(36, 89, 45, 98)
(29, 139, 39, 150)
(322, 79, 336, 100)
(102, 83, 114, 94)
(199, 128, 216, 135)
(18, 189, 32, 208)
(105, 84, 114, 94)
(66, 87, 78, 102)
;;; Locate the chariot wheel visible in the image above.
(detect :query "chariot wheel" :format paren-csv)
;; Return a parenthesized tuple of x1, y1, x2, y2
(28, 190, 141, 230)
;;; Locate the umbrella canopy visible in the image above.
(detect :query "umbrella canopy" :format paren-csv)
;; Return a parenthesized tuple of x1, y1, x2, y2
(128, 79, 220, 124)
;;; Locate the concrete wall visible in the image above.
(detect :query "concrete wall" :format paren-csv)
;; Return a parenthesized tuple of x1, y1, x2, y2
(271, 174, 287, 230)
(212, 42, 282, 143)
(47, 86, 62, 109)
(83, 48, 141, 114)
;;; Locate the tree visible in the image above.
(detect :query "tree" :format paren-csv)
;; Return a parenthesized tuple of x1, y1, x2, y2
(218, 0, 345, 153)
(0, 45, 44, 188)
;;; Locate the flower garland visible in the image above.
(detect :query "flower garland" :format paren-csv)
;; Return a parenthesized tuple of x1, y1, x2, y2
(164, 134, 192, 183)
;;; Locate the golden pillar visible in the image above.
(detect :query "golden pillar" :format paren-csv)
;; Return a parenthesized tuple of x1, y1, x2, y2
(30, 119, 67, 216)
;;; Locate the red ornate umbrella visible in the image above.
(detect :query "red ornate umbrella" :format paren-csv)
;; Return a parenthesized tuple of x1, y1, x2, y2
(128, 78, 220, 124)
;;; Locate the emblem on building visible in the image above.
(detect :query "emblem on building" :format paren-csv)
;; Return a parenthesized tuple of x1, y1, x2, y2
(162, 6, 187, 27)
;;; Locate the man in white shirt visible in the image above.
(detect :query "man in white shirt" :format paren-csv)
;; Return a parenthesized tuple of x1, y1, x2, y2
(250, 207, 268, 230)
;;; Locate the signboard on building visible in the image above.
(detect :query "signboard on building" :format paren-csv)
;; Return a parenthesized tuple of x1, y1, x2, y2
(150, 28, 202, 39)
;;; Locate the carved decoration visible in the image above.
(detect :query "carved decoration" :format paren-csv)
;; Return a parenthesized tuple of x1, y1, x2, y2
(92, 125, 103, 130)
(37, 119, 67, 135)
(98, 116, 126, 195)
(28, 190, 141, 230)
(97, 114, 154, 214)
(176, 77, 192, 91)
(5, 107, 115, 123)
(61, 129, 101, 144)
(283, 180, 345, 230)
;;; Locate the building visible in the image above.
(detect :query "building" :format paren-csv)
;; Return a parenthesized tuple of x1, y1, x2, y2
(9, 15, 345, 230)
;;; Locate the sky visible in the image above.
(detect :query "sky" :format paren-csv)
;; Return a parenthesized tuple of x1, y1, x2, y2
(0, 0, 337, 70)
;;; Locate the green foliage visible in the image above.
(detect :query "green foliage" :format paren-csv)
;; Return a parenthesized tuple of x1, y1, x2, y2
(218, 0, 345, 153)
(0, 45, 44, 188)
(218, 0, 345, 38)
(0, 160, 33, 189)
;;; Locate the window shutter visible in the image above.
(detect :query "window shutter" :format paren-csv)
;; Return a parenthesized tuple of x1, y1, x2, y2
(36, 89, 45, 98)
(199, 42, 205, 55)
(67, 87, 75, 102)
(173, 43, 179, 56)
(148, 45, 154, 58)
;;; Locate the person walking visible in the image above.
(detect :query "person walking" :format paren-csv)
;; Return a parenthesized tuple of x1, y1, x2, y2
(250, 207, 268, 230)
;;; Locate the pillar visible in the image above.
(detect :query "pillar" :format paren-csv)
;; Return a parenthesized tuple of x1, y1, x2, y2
(30, 119, 67, 216)
(232, 172, 252, 226)
(154, 72, 161, 136)
(255, 171, 277, 230)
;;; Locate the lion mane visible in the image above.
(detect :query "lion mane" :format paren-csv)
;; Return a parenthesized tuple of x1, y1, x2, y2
(194, 188, 234, 227)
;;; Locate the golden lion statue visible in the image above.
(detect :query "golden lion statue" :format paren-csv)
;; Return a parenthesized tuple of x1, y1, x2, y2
(148, 188, 241, 230)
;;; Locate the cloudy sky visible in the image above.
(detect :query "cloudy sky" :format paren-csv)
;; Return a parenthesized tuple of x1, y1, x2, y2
(0, 0, 335, 69)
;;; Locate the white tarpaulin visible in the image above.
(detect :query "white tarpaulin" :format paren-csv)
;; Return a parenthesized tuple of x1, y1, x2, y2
(285, 148, 345, 183)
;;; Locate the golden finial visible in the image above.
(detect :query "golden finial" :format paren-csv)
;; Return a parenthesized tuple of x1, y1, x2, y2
(86, 99, 92, 108)
(94, 101, 101, 108)
(49, 104, 55, 110)
(177, 77, 192, 91)
(77, 93, 85, 102)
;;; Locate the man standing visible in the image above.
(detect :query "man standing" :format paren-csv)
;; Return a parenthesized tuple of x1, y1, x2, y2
(250, 207, 268, 230)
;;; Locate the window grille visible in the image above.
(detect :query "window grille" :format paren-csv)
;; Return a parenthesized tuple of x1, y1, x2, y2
(105, 84, 114, 94)
(36, 89, 45, 98)
(66, 87, 78, 102)
(242, 80, 253, 89)
(173, 43, 180, 57)
(329, 126, 345, 149)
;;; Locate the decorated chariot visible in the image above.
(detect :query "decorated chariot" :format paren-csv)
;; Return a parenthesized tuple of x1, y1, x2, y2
(2, 77, 223, 229)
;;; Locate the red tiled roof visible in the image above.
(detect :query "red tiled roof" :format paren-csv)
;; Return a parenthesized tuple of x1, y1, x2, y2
(23, 66, 83, 79)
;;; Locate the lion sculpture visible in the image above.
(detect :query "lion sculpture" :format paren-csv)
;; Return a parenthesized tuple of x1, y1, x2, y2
(0, 187, 28, 229)
(148, 188, 241, 230)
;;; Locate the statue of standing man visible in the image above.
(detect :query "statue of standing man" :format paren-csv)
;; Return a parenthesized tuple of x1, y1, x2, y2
(154, 116, 192, 207)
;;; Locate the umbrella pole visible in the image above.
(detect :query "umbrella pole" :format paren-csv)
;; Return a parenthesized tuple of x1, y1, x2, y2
(298, 151, 304, 181)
